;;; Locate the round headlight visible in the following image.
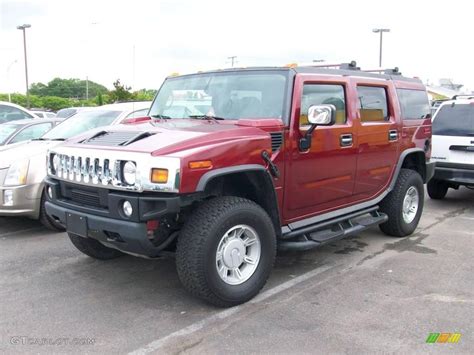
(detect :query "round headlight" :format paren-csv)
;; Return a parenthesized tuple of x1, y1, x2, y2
(122, 200, 133, 217)
(123, 161, 137, 185)
(52, 154, 60, 173)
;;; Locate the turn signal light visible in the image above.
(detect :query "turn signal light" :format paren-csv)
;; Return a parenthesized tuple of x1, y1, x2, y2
(151, 168, 168, 183)
(188, 160, 212, 169)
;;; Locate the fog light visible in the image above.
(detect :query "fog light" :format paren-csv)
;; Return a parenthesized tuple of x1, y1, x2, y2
(4, 190, 13, 206)
(122, 200, 133, 217)
(47, 186, 53, 199)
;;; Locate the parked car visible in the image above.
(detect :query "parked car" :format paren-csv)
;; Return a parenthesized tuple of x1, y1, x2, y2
(31, 110, 57, 119)
(428, 97, 474, 199)
(0, 101, 38, 123)
(44, 64, 434, 307)
(0, 118, 63, 151)
(0, 102, 151, 230)
(55, 107, 91, 119)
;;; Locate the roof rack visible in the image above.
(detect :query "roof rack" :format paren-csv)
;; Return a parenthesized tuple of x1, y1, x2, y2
(361, 67, 402, 75)
(452, 94, 474, 100)
(304, 61, 402, 75)
(309, 60, 360, 70)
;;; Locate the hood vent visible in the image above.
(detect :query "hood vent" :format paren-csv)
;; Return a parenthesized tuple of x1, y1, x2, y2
(270, 132, 283, 152)
(83, 131, 155, 146)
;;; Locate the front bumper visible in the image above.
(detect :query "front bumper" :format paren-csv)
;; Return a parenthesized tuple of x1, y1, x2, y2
(44, 177, 197, 257)
(0, 183, 43, 218)
(433, 165, 474, 186)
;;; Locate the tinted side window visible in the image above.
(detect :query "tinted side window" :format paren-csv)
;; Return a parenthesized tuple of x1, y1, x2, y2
(10, 123, 53, 144)
(300, 84, 346, 126)
(357, 86, 388, 122)
(433, 104, 474, 136)
(397, 89, 431, 120)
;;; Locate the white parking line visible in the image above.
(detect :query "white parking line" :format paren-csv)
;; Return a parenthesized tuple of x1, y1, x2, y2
(0, 227, 44, 238)
(128, 264, 334, 355)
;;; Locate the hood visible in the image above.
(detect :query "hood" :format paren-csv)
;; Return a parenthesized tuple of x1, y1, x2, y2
(0, 140, 62, 169)
(63, 118, 284, 157)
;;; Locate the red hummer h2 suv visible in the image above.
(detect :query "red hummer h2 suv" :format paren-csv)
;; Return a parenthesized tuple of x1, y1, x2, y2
(45, 63, 435, 307)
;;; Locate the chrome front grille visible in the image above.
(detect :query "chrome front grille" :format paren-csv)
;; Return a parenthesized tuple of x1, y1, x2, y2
(51, 153, 127, 188)
(47, 147, 182, 193)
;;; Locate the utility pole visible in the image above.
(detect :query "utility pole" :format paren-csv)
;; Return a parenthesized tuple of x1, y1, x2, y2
(372, 28, 390, 67)
(227, 56, 237, 67)
(17, 24, 31, 108)
(86, 76, 89, 100)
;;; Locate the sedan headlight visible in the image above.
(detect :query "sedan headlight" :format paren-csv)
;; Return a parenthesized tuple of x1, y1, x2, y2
(4, 160, 30, 186)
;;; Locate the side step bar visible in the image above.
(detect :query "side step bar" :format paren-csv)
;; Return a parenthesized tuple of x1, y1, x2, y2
(278, 208, 388, 252)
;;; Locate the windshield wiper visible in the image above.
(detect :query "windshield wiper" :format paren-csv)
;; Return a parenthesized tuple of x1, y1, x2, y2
(188, 115, 225, 121)
(150, 114, 172, 119)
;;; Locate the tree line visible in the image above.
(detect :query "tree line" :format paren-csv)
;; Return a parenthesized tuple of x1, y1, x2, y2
(0, 78, 156, 111)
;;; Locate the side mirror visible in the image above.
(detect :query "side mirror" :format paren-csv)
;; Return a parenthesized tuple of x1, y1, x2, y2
(299, 104, 336, 151)
(308, 104, 336, 126)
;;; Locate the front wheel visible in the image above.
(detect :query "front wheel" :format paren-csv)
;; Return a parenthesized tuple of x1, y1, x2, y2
(176, 197, 276, 307)
(68, 233, 124, 260)
(379, 169, 424, 237)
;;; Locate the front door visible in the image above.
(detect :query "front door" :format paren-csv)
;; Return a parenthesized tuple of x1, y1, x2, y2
(284, 75, 358, 222)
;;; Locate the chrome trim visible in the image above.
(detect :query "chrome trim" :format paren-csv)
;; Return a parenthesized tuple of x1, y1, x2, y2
(47, 146, 180, 193)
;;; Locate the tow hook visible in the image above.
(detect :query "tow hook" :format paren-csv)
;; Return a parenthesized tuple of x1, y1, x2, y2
(261, 150, 280, 178)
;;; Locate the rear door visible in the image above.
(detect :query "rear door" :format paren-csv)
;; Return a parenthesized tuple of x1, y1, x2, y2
(351, 79, 400, 198)
(432, 102, 474, 165)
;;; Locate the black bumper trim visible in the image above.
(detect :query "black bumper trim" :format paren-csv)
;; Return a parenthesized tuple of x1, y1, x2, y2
(433, 166, 474, 185)
(45, 177, 182, 222)
(426, 161, 436, 183)
(45, 201, 164, 257)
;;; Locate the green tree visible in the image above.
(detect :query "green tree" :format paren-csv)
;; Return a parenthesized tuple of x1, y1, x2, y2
(29, 78, 108, 99)
(109, 79, 133, 102)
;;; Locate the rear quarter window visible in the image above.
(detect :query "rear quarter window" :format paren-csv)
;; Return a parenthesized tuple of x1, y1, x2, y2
(432, 104, 474, 136)
(397, 89, 431, 120)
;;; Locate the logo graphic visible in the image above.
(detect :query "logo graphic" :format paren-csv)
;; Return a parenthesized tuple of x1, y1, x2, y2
(426, 333, 461, 344)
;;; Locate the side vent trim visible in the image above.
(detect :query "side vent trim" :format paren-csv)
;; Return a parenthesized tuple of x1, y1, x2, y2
(270, 132, 283, 152)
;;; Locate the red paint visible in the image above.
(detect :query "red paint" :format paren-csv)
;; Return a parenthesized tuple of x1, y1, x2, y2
(63, 69, 431, 228)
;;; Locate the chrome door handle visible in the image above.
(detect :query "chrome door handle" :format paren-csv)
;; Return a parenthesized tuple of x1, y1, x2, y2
(389, 130, 398, 141)
(340, 134, 353, 147)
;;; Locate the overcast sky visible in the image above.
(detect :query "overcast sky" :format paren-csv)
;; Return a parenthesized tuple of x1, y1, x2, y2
(0, 0, 473, 94)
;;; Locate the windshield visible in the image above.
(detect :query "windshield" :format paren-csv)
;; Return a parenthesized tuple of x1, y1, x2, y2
(149, 70, 289, 120)
(433, 103, 474, 136)
(42, 110, 122, 140)
(56, 108, 77, 119)
(0, 124, 19, 144)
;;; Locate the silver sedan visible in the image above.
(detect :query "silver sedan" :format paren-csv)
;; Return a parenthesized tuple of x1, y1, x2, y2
(0, 102, 151, 230)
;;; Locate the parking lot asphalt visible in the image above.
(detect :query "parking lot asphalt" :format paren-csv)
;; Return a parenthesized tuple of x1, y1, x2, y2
(1, 187, 473, 354)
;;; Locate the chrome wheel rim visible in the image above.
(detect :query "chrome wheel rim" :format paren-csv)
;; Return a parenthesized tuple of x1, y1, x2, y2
(402, 186, 419, 224)
(215, 224, 261, 285)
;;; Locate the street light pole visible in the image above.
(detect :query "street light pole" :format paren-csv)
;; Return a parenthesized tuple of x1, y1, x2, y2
(17, 24, 31, 108)
(372, 28, 390, 67)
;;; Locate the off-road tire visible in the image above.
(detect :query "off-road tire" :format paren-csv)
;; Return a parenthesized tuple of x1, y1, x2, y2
(427, 179, 449, 200)
(176, 196, 276, 307)
(68, 233, 124, 260)
(39, 192, 65, 231)
(379, 169, 424, 237)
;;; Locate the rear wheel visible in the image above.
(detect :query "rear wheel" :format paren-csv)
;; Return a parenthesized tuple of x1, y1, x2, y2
(68, 233, 124, 260)
(427, 179, 449, 200)
(379, 169, 424, 237)
(176, 196, 276, 307)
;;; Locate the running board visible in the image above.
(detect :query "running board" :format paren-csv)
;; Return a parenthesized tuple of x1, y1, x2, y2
(278, 209, 388, 251)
